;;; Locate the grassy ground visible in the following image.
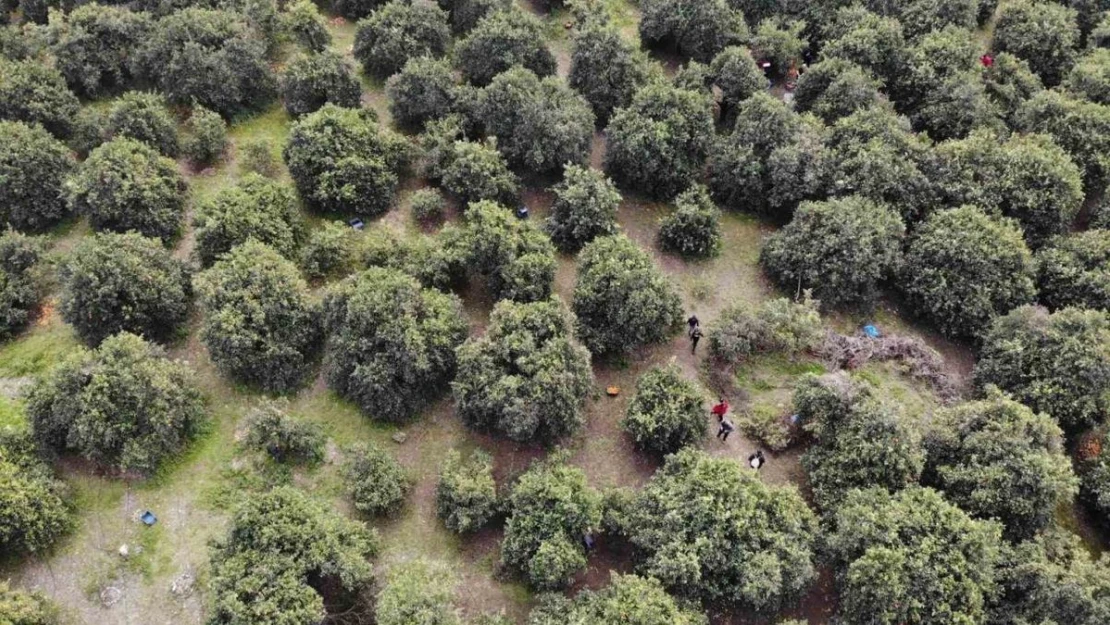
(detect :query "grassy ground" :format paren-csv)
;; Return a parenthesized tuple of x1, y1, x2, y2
(2, 2, 1105, 625)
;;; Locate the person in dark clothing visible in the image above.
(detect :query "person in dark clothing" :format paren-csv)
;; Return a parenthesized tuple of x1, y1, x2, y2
(748, 450, 766, 470)
(687, 314, 700, 334)
(716, 416, 734, 441)
(690, 326, 703, 353)
(583, 529, 596, 551)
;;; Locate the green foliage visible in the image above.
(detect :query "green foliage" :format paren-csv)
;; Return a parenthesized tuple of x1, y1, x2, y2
(300, 220, 356, 280)
(990, 529, 1110, 625)
(820, 6, 907, 87)
(454, 200, 556, 302)
(527, 573, 707, 625)
(284, 104, 410, 216)
(569, 19, 653, 124)
(736, 406, 792, 451)
(545, 164, 620, 253)
(974, 305, 1110, 432)
(59, 232, 191, 346)
(897, 25, 998, 140)
(1093, 10, 1110, 48)
(70, 107, 108, 157)
(280, 52, 362, 118)
(477, 66, 594, 174)
(386, 56, 457, 129)
(1015, 89, 1110, 188)
(440, 0, 511, 34)
(0, 430, 72, 555)
(0, 231, 46, 340)
(993, 0, 1079, 86)
(324, 267, 467, 421)
(932, 131, 1084, 247)
(411, 188, 446, 223)
(135, 8, 276, 116)
(1036, 230, 1110, 311)
(573, 234, 683, 355)
(796, 373, 925, 511)
(454, 298, 592, 441)
(824, 106, 937, 223)
(1066, 48, 1110, 105)
(622, 363, 706, 455)
(639, 0, 746, 62)
(901, 205, 1035, 339)
(105, 91, 178, 156)
(240, 138, 280, 177)
(342, 442, 410, 516)
(761, 196, 903, 309)
(0, 57, 79, 138)
(242, 400, 325, 465)
(1080, 428, 1110, 524)
(455, 9, 556, 86)
(354, 0, 450, 78)
(0, 580, 61, 624)
(895, 0, 978, 39)
(924, 391, 1077, 541)
(432, 136, 519, 206)
(197, 241, 321, 393)
(707, 295, 823, 365)
(708, 46, 765, 115)
(376, 559, 461, 625)
(207, 487, 378, 625)
(182, 105, 228, 166)
(67, 137, 187, 243)
(28, 332, 204, 474)
(283, 0, 332, 52)
(194, 174, 303, 267)
(0, 120, 73, 232)
(436, 449, 497, 533)
(620, 448, 817, 610)
(52, 3, 151, 97)
(501, 454, 602, 590)
(657, 185, 722, 258)
(751, 17, 807, 75)
(793, 59, 882, 123)
(824, 487, 1003, 625)
(707, 93, 829, 219)
(604, 82, 714, 200)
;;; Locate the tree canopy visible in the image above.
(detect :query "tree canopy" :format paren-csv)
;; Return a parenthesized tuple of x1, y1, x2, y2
(284, 104, 410, 216)
(924, 390, 1078, 540)
(761, 196, 904, 309)
(455, 9, 556, 86)
(193, 174, 304, 267)
(0, 120, 73, 232)
(207, 487, 378, 625)
(824, 486, 1004, 625)
(617, 448, 818, 610)
(67, 137, 187, 244)
(324, 267, 468, 422)
(974, 305, 1110, 432)
(59, 232, 192, 346)
(476, 66, 594, 175)
(604, 83, 714, 200)
(901, 205, 1036, 339)
(501, 453, 602, 590)
(453, 298, 592, 442)
(573, 234, 683, 355)
(134, 8, 276, 116)
(197, 240, 322, 393)
(353, 0, 451, 78)
(28, 332, 204, 475)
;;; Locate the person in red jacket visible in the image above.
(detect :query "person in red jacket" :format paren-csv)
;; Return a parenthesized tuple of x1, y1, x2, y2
(711, 398, 729, 419)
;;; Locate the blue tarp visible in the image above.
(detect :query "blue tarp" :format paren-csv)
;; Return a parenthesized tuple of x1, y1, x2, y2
(140, 511, 157, 526)
(863, 324, 881, 339)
